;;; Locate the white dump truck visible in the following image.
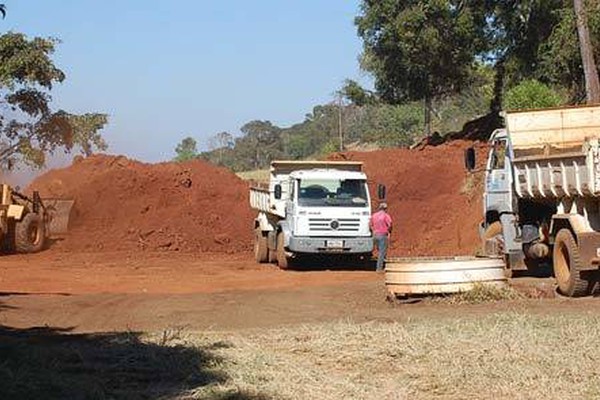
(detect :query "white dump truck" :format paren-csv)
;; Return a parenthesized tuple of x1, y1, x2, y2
(465, 105, 600, 296)
(250, 160, 380, 269)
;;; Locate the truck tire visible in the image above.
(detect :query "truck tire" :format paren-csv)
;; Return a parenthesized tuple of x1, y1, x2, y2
(15, 213, 46, 254)
(254, 228, 268, 263)
(268, 248, 277, 263)
(553, 229, 590, 297)
(276, 232, 289, 270)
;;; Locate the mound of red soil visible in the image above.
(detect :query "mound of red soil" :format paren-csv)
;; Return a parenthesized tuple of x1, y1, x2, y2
(330, 140, 488, 257)
(29, 155, 254, 253)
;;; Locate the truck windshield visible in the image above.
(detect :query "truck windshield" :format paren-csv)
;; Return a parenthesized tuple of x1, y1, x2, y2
(297, 179, 368, 207)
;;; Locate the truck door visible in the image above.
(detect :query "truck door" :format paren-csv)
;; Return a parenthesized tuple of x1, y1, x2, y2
(485, 137, 522, 259)
(285, 179, 296, 234)
(485, 138, 511, 215)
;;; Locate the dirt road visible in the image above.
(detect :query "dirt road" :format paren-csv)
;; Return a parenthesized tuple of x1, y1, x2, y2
(1, 249, 598, 334)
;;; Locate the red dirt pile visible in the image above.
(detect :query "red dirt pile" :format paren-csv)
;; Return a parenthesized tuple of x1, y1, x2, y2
(28, 155, 254, 253)
(331, 140, 488, 257)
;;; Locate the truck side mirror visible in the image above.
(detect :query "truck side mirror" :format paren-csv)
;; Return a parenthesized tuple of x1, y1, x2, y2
(377, 184, 386, 200)
(464, 147, 476, 171)
(274, 184, 282, 199)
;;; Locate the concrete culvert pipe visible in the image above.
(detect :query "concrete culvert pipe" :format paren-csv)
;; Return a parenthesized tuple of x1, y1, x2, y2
(385, 256, 507, 296)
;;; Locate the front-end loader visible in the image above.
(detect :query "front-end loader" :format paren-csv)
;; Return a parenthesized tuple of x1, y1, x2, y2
(0, 184, 72, 254)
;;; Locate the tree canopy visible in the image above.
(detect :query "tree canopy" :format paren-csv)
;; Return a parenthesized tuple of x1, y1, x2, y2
(356, 1, 488, 104)
(0, 32, 108, 169)
(355, 1, 599, 117)
(174, 137, 198, 162)
(504, 79, 565, 110)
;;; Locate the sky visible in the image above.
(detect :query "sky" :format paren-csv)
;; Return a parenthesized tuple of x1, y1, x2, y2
(5, 0, 370, 163)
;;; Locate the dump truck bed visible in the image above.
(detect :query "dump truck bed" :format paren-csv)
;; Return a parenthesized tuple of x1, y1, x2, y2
(249, 186, 283, 216)
(508, 105, 600, 157)
(507, 105, 600, 199)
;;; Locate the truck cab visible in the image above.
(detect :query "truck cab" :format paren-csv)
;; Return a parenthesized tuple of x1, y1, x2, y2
(480, 129, 536, 272)
(282, 169, 373, 254)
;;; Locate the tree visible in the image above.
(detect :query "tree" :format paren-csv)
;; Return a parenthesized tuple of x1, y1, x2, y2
(0, 32, 108, 168)
(535, 1, 600, 103)
(340, 79, 378, 106)
(207, 131, 233, 164)
(69, 114, 108, 156)
(504, 80, 565, 110)
(574, 0, 600, 103)
(206, 131, 233, 164)
(239, 120, 282, 169)
(486, 0, 567, 110)
(354, 1, 594, 125)
(174, 137, 198, 162)
(355, 0, 489, 135)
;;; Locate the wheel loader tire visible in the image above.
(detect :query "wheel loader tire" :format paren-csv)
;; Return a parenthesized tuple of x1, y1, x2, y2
(276, 232, 289, 270)
(254, 228, 268, 263)
(15, 213, 46, 254)
(553, 229, 591, 297)
(2, 219, 16, 254)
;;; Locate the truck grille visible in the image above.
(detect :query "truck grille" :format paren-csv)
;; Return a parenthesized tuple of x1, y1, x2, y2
(308, 218, 360, 232)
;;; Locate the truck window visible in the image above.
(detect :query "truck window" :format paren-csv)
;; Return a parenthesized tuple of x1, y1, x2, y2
(491, 140, 507, 170)
(298, 179, 368, 207)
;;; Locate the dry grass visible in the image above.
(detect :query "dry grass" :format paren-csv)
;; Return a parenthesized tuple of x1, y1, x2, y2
(187, 312, 600, 400)
(236, 169, 270, 182)
(4, 310, 600, 399)
(0, 325, 268, 400)
(430, 283, 525, 305)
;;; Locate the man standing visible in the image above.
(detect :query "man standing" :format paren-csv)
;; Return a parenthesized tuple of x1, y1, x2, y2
(370, 202, 393, 272)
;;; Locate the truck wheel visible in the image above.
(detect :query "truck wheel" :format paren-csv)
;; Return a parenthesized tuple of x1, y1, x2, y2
(268, 248, 277, 263)
(553, 229, 590, 297)
(276, 232, 289, 270)
(254, 228, 268, 263)
(503, 262, 522, 279)
(15, 213, 46, 254)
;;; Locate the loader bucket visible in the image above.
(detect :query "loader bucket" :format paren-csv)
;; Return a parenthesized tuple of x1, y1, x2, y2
(42, 198, 75, 235)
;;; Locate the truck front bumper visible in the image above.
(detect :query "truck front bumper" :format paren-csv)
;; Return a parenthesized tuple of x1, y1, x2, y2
(288, 236, 373, 254)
